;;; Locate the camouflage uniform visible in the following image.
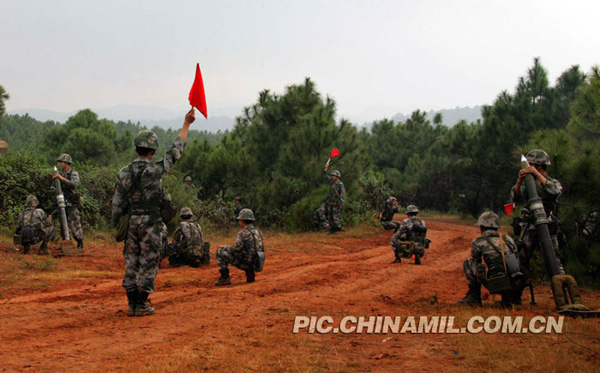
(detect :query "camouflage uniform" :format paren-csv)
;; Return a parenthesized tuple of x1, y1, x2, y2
(391, 215, 427, 261)
(323, 170, 345, 232)
(216, 201, 228, 225)
(582, 211, 597, 240)
(166, 219, 206, 267)
(56, 167, 83, 242)
(458, 211, 524, 306)
(16, 196, 54, 254)
(184, 176, 197, 190)
(511, 169, 565, 275)
(381, 197, 400, 231)
(463, 230, 520, 286)
(111, 136, 186, 295)
(233, 198, 244, 221)
(216, 224, 263, 271)
(311, 202, 330, 231)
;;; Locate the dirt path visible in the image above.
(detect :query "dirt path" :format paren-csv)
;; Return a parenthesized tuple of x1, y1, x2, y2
(1, 219, 598, 372)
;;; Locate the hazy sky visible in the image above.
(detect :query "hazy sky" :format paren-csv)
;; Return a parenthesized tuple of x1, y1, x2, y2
(2, 0, 599, 123)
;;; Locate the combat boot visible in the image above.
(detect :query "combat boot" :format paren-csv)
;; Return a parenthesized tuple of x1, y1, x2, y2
(457, 284, 482, 306)
(414, 255, 421, 265)
(391, 257, 401, 263)
(38, 242, 49, 255)
(126, 291, 138, 317)
(22, 245, 31, 255)
(246, 269, 255, 283)
(215, 268, 231, 286)
(328, 227, 341, 235)
(76, 238, 84, 252)
(135, 292, 155, 316)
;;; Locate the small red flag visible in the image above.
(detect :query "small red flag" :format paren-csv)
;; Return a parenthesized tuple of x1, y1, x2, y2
(330, 148, 341, 158)
(188, 63, 208, 119)
(504, 203, 514, 217)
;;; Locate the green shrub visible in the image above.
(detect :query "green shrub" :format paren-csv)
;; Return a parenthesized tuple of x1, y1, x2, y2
(285, 186, 328, 231)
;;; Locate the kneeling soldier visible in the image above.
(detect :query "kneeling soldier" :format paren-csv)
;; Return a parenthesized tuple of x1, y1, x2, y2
(215, 208, 264, 285)
(458, 211, 524, 307)
(15, 195, 55, 255)
(165, 207, 208, 267)
(391, 205, 428, 264)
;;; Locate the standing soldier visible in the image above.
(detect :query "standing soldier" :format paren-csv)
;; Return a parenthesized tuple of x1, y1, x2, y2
(15, 195, 54, 255)
(52, 153, 84, 252)
(391, 205, 428, 264)
(111, 108, 195, 317)
(323, 163, 345, 234)
(381, 196, 400, 231)
(457, 211, 524, 307)
(233, 197, 244, 221)
(215, 208, 264, 286)
(510, 149, 566, 275)
(164, 207, 207, 268)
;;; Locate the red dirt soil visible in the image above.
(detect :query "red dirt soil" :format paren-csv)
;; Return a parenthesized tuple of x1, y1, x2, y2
(1, 219, 599, 371)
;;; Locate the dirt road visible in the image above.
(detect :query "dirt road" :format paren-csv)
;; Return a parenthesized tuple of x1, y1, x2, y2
(1, 219, 598, 372)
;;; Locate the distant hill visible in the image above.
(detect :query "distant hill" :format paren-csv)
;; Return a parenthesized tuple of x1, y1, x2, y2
(391, 106, 483, 127)
(9, 104, 482, 133)
(8, 105, 236, 132)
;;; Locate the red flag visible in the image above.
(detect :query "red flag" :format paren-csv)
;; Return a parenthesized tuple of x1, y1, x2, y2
(504, 203, 514, 217)
(330, 148, 340, 158)
(188, 63, 208, 119)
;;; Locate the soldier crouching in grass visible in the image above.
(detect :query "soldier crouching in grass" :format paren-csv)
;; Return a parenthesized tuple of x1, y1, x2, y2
(215, 208, 265, 286)
(15, 195, 54, 255)
(111, 108, 195, 317)
(457, 211, 525, 307)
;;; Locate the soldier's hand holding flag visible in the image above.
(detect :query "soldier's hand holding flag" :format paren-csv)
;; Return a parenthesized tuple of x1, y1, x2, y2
(324, 148, 340, 171)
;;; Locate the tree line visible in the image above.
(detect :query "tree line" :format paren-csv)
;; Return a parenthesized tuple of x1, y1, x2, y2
(0, 58, 598, 282)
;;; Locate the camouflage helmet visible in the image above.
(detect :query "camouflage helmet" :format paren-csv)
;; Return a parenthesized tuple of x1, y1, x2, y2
(235, 196, 242, 202)
(406, 205, 419, 214)
(236, 208, 255, 221)
(476, 211, 500, 229)
(526, 149, 551, 166)
(179, 206, 193, 217)
(57, 153, 73, 164)
(25, 195, 39, 208)
(134, 130, 159, 150)
(330, 170, 341, 178)
(184, 176, 192, 182)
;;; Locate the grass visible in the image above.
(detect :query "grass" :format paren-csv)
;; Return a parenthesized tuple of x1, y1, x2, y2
(445, 307, 600, 372)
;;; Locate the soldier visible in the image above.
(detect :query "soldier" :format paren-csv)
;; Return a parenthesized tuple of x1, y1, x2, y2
(233, 197, 244, 221)
(381, 196, 400, 231)
(391, 205, 427, 264)
(164, 207, 207, 268)
(184, 175, 196, 190)
(457, 211, 524, 307)
(323, 163, 345, 234)
(510, 149, 566, 275)
(581, 211, 597, 240)
(311, 202, 330, 231)
(15, 195, 54, 255)
(52, 153, 84, 251)
(215, 208, 264, 286)
(216, 200, 228, 225)
(111, 108, 195, 317)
